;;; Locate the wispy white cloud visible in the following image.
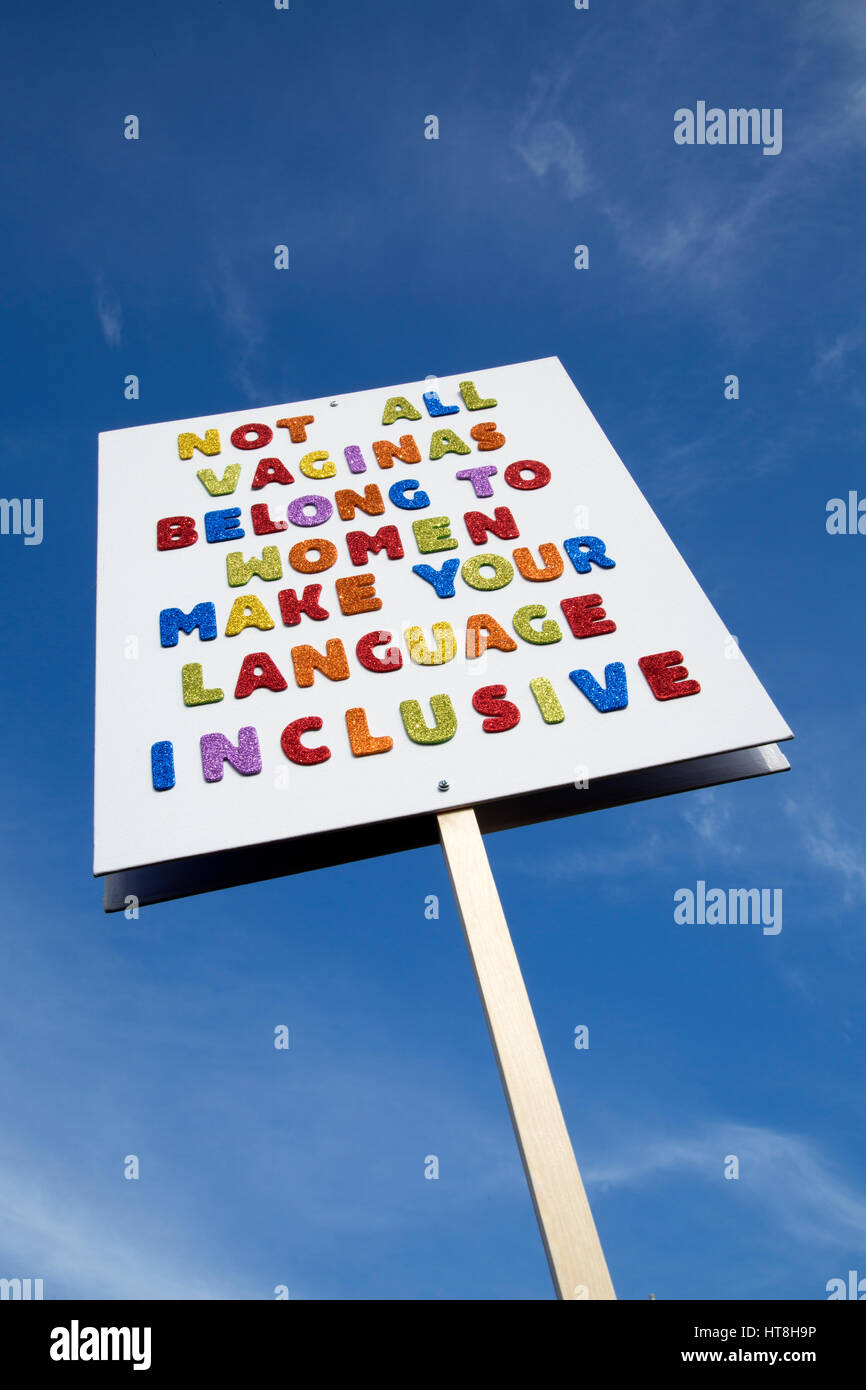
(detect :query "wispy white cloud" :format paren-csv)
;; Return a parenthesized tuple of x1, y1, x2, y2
(511, 5, 866, 312)
(603, 176, 783, 297)
(681, 788, 744, 857)
(512, 64, 591, 200)
(0, 1151, 248, 1299)
(608, 85, 866, 302)
(506, 829, 670, 882)
(515, 119, 589, 200)
(206, 253, 266, 401)
(795, 0, 866, 55)
(783, 798, 866, 904)
(811, 327, 864, 382)
(94, 276, 122, 349)
(0, 917, 528, 1298)
(586, 1120, 866, 1248)
(679, 790, 866, 908)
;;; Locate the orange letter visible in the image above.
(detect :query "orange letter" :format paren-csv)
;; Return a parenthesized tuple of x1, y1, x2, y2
(345, 708, 393, 756)
(276, 415, 315, 442)
(513, 543, 564, 582)
(290, 639, 350, 688)
(466, 613, 518, 658)
(372, 435, 421, 470)
(335, 484, 385, 520)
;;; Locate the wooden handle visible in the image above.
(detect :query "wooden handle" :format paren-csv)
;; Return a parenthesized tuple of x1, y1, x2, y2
(438, 807, 615, 1301)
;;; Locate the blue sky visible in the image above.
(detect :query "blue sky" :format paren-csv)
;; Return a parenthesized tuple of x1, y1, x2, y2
(1, 0, 865, 1300)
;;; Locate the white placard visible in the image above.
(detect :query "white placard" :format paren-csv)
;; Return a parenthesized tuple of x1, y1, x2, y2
(94, 357, 791, 879)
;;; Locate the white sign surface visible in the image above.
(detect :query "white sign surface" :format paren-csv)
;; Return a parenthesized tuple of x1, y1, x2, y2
(94, 357, 791, 879)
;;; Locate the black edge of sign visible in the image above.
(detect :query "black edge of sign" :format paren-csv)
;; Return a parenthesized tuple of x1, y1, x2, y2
(101, 743, 789, 912)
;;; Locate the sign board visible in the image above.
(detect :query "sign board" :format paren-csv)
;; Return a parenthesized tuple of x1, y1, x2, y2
(94, 357, 791, 909)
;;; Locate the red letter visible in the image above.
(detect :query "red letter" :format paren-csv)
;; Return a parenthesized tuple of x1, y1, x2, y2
(638, 650, 701, 700)
(472, 684, 521, 732)
(356, 630, 403, 672)
(234, 652, 288, 698)
(346, 525, 404, 566)
(463, 507, 520, 545)
(231, 423, 273, 450)
(251, 458, 294, 490)
(251, 503, 288, 535)
(280, 716, 330, 764)
(560, 594, 616, 638)
(504, 460, 551, 491)
(277, 586, 329, 626)
(157, 516, 198, 550)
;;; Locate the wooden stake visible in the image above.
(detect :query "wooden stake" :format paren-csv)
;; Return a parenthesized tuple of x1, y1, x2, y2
(438, 807, 615, 1301)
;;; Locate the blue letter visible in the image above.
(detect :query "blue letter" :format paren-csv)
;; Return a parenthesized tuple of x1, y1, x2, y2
(563, 535, 616, 574)
(205, 507, 245, 543)
(412, 558, 461, 598)
(389, 479, 430, 510)
(151, 740, 175, 790)
(569, 662, 628, 711)
(423, 390, 459, 417)
(159, 601, 218, 647)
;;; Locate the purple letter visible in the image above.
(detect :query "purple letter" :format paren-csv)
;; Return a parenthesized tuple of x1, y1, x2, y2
(455, 465, 498, 498)
(200, 726, 263, 782)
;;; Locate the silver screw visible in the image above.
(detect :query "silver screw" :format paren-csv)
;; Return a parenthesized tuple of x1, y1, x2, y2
(437, 779, 450, 792)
